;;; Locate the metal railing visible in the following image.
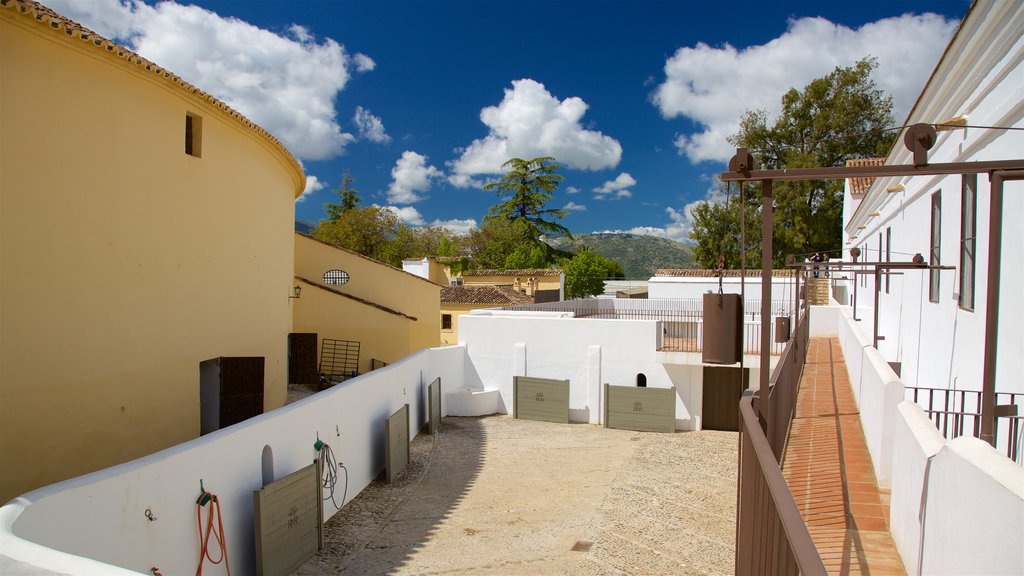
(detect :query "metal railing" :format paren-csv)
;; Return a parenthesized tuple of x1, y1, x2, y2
(660, 319, 789, 355)
(735, 311, 824, 574)
(905, 387, 1023, 463)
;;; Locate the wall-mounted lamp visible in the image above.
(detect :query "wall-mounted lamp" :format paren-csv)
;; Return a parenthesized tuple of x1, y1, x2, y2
(288, 285, 302, 300)
(886, 183, 905, 193)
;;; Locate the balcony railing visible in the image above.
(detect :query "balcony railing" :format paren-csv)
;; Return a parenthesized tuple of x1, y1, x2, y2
(905, 386, 1024, 463)
(735, 309, 826, 574)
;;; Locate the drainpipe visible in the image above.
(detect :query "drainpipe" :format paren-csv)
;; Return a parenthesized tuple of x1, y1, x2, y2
(981, 170, 1023, 446)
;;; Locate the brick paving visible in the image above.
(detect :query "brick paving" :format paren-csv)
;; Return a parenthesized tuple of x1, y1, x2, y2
(782, 337, 905, 575)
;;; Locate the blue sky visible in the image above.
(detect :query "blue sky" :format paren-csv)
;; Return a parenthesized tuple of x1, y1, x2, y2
(47, 0, 968, 241)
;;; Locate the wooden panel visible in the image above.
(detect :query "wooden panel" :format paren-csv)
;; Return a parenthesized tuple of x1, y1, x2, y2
(604, 384, 676, 433)
(385, 404, 410, 484)
(513, 376, 570, 423)
(288, 333, 318, 385)
(428, 377, 441, 436)
(702, 366, 749, 431)
(253, 462, 320, 576)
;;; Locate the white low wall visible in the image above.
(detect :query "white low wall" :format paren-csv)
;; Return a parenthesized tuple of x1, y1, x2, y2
(813, 304, 903, 487)
(814, 304, 1024, 574)
(459, 313, 704, 430)
(0, 345, 469, 575)
(890, 401, 1024, 575)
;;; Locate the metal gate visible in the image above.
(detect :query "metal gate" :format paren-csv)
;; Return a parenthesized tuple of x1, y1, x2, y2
(319, 338, 360, 385)
(513, 376, 570, 423)
(604, 384, 676, 433)
(702, 366, 750, 431)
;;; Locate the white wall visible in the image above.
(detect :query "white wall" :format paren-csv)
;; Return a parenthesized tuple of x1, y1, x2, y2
(648, 276, 797, 307)
(842, 0, 1024, 398)
(459, 312, 704, 430)
(818, 301, 1024, 575)
(0, 345, 468, 575)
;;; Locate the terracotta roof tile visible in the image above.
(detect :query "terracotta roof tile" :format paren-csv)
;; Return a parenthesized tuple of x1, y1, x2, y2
(462, 269, 563, 277)
(655, 269, 795, 278)
(846, 157, 885, 196)
(441, 285, 535, 306)
(2, 0, 303, 195)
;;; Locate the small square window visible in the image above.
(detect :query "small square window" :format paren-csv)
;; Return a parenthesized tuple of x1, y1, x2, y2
(185, 113, 202, 157)
(442, 314, 453, 331)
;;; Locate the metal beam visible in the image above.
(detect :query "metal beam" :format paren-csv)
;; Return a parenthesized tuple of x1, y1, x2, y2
(760, 180, 773, 436)
(981, 169, 1024, 446)
(720, 159, 1024, 182)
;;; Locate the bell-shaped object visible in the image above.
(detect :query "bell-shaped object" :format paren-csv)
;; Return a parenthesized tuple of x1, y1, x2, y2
(702, 293, 743, 364)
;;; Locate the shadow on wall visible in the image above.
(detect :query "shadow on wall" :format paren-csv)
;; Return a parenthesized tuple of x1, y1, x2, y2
(304, 417, 489, 573)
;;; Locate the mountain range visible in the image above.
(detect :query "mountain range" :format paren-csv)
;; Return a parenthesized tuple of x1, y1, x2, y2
(546, 233, 696, 279)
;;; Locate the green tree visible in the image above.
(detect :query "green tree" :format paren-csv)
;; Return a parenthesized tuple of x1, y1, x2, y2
(314, 205, 398, 262)
(561, 247, 623, 299)
(483, 157, 570, 240)
(690, 58, 895, 268)
(505, 244, 549, 269)
(324, 171, 360, 221)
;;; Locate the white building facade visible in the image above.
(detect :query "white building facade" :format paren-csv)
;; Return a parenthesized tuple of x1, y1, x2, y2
(842, 0, 1023, 457)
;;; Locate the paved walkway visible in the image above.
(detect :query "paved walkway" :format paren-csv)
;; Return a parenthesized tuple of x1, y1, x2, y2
(782, 337, 905, 575)
(294, 416, 739, 575)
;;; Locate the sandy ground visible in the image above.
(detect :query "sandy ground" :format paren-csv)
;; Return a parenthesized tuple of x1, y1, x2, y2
(287, 402, 738, 576)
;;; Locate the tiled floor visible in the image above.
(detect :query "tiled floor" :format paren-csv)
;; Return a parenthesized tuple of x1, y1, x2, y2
(782, 337, 906, 575)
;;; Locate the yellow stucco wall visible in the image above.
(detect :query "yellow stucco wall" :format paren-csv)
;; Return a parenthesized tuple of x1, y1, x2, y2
(440, 304, 479, 346)
(294, 234, 441, 359)
(0, 10, 302, 502)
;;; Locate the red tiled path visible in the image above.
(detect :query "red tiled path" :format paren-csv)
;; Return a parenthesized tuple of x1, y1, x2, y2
(782, 338, 905, 575)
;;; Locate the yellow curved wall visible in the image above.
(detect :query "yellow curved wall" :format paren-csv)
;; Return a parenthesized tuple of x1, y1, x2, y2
(0, 11, 300, 502)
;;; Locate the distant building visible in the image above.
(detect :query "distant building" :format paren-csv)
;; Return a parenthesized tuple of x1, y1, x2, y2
(461, 269, 565, 303)
(440, 285, 534, 345)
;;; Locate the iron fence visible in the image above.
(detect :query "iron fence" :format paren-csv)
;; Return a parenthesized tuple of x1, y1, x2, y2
(904, 386, 1023, 463)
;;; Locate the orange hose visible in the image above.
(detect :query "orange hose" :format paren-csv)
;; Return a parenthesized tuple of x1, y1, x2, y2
(196, 491, 231, 576)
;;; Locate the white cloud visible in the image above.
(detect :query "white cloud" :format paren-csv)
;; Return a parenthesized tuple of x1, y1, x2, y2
(652, 13, 958, 163)
(593, 172, 636, 200)
(380, 205, 477, 236)
(353, 53, 376, 72)
(387, 151, 443, 204)
(563, 201, 587, 212)
(354, 106, 391, 144)
(601, 206, 695, 243)
(297, 175, 326, 202)
(448, 79, 622, 186)
(566, 186, 581, 195)
(45, 0, 366, 161)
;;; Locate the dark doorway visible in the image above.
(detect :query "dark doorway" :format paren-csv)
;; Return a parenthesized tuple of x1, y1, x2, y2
(702, 366, 749, 431)
(200, 356, 265, 435)
(636, 373, 647, 387)
(289, 333, 318, 385)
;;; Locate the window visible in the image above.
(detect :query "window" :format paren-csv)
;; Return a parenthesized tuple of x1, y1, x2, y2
(442, 314, 453, 331)
(959, 175, 976, 310)
(185, 113, 202, 157)
(323, 269, 350, 286)
(929, 191, 941, 303)
(885, 227, 891, 294)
